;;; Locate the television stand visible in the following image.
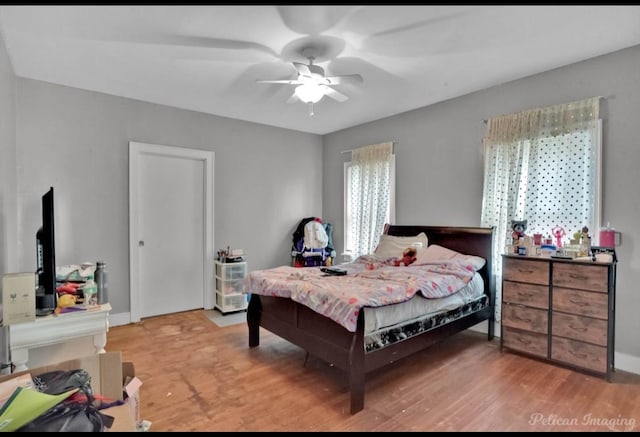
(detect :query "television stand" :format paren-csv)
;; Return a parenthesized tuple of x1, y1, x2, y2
(8, 303, 111, 372)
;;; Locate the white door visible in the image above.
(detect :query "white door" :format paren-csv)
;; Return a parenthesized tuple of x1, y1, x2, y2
(129, 142, 214, 322)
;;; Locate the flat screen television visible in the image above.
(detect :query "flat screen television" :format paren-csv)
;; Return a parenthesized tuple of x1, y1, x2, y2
(35, 186, 56, 316)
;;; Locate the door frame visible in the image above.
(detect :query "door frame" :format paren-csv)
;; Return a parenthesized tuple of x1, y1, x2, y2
(129, 141, 214, 323)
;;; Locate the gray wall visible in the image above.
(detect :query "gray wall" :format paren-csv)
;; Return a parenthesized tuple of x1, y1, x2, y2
(0, 28, 16, 367)
(13, 79, 323, 316)
(0, 30, 16, 276)
(323, 44, 640, 364)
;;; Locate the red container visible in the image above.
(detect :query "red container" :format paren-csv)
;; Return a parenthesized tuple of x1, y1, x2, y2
(599, 229, 621, 247)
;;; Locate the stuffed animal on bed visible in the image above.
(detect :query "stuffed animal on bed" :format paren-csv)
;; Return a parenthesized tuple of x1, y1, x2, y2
(393, 247, 418, 266)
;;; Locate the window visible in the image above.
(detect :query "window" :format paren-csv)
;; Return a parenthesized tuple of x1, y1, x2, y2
(343, 142, 396, 260)
(481, 97, 602, 319)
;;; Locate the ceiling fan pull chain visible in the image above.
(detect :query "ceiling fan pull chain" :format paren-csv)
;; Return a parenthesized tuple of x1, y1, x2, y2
(308, 102, 315, 116)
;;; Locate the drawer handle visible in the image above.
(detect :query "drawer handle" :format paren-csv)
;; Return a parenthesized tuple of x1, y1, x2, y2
(569, 274, 587, 281)
(569, 324, 588, 332)
(517, 338, 532, 345)
(568, 299, 589, 307)
(518, 269, 535, 274)
(518, 292, 533, 298)
(569, 350, 588, 359)
(514, 316, 532, 323)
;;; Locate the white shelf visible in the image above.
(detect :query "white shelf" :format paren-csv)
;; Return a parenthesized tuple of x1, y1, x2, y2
(214, 261, 248, 314)
(9, 303, 111, 371)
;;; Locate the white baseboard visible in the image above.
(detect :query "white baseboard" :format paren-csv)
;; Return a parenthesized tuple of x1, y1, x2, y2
(108, 311, 132, 327)
(614, 351, 640, 375)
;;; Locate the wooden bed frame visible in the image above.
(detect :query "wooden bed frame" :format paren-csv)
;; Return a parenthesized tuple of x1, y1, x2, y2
(247, 225, 495, 414)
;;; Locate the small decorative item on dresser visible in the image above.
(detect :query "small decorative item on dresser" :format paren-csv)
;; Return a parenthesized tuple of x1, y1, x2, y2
(533, 233, 543, 246)
(510, 219, 527, 243)
(540, 244, 556, 257)
(551, 226, 566, 248)
(599, 223, 622, 248)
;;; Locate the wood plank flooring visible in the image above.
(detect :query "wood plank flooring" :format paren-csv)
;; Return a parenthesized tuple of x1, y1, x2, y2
(105, 309, 640, 432)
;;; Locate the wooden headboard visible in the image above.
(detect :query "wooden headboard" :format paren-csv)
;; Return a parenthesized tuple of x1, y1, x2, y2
(384, 225, 495, 304)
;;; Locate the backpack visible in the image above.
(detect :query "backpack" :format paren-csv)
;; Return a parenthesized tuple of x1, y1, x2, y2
(303, 220, 329, 249)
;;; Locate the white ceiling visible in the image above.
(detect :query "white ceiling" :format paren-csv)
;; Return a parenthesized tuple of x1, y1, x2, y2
(1, 5, 640, 135)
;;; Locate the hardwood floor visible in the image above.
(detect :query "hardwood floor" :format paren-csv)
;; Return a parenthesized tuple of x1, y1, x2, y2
(106, 309, 640, 432)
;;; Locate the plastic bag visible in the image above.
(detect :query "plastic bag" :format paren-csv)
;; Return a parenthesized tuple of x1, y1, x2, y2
(15, 401, 106, 432)
(32, 369, 93, 396)
(15, 369, 112, 432)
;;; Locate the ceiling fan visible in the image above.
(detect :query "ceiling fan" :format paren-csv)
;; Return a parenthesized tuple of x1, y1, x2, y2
(256, 47, 363, 115)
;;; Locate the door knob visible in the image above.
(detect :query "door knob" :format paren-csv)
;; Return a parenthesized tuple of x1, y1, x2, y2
(138, 240, 145, 247)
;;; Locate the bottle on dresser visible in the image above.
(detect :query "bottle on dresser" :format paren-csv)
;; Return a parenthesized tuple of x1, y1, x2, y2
(95, 261, 108, 304)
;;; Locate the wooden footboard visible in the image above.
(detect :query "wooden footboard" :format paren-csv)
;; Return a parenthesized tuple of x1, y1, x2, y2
(248, 293, 366, 412)
(247, 225, 495, 414)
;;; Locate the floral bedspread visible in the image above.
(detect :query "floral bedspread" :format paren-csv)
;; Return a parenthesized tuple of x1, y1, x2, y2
(245, 255, 481, 332)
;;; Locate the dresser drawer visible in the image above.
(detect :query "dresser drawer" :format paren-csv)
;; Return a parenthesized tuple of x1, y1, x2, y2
(553, 287, 608, 320)
(552, 263, 608, 293)
(503, 281, 549, 309)
(502, 304, 548, 334)
(552, 312, 607, 346)
(551, 336, 607, 373)
(502, 326, 548, 358)
(503, 257, 549, 285)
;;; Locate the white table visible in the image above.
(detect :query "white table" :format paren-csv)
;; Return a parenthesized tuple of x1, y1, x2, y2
(9, 303, 111, 372)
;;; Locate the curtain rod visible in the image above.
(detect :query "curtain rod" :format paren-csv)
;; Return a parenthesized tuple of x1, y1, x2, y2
(481, 95, 608, 124)
(340, 140, 397, 154)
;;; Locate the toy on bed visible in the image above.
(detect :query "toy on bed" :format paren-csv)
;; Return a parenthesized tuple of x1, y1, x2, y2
(291, 217, 337, 267)
(392, 247, 417, 266)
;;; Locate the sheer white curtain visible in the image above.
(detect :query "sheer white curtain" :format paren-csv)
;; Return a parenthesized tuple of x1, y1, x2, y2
(481, 97, 602, 320)
(345, 141, 394, 258)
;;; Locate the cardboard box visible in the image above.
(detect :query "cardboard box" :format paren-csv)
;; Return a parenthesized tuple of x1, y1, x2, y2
(121, 361, 143, 428)
(0, 352, 140, 432)
(2, 272, 36, 325)
(102, 404, 137, 432)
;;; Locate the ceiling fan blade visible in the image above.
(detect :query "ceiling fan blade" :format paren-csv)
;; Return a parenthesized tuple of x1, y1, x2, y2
(325, 74, 363, 85)
(370, 9, 468, 38)
(151, 34, 279, 56)
(277, 5, 361, 34)
(293, 62, 312, 77)
(255, 79, 302, 85)
(74, 30, 280, 62)
(322, 86, 349, 102)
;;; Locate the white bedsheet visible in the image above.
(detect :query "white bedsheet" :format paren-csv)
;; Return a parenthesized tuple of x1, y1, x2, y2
(363, 272, 484, 334)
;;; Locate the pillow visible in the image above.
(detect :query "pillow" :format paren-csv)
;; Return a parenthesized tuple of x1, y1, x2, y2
(414, 244, 486, 271)
(374, 232, 429, 259)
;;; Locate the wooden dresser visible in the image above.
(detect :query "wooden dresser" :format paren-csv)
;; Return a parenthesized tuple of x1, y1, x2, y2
(501, 254, 616, 379)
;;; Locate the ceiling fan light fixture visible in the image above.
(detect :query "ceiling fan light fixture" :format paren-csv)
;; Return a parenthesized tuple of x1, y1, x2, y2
(294, 83, 324, 103)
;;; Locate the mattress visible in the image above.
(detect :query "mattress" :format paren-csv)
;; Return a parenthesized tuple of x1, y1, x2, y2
(364, 272, 484, 334)
(363, 273, 487, 352)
